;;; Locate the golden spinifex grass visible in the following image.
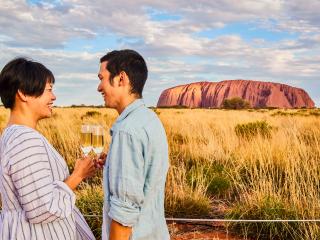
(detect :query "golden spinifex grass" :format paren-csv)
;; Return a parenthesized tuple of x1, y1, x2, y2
(0, 107, 320, 239)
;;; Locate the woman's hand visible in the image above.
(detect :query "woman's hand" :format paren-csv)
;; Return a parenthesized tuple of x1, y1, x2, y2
(74, 156, 96, 179)
(65, 156, 96, 191)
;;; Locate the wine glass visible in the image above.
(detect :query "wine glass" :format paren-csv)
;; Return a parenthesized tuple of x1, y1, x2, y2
(80, 124, 93, 156)
(92, 125, 105, 155)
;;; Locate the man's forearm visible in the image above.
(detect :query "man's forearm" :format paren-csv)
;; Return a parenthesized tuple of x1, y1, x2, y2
(109, 219, 132, 240)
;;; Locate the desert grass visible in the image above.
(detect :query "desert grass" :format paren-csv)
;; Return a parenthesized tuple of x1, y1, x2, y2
(0, 107, 319, 239)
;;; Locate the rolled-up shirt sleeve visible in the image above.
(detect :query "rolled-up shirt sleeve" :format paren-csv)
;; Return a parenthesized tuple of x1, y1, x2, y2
(108, 130, 145, 227)
(7, 135, 75, 224)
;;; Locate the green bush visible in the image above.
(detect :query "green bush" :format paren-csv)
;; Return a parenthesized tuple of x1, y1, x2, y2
(172, 133, 188, 144)
(165, 193, 212, 218)
(157, 105, 189, 109)
(186, 162, 231, 197)
(207, 176, 231, 196)
(266, 106, 279, 110)
(271, 111, 306, 117)
(310, 110, 320, 117)
(235, 120, 272, 139)
(152, 108, 161, 115)
(227, 196, 300, 239)
(81, 111, 102, 119)
(222, 97, 251, 109)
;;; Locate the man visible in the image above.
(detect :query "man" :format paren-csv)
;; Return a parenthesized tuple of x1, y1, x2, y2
(97, 49, 170, 240)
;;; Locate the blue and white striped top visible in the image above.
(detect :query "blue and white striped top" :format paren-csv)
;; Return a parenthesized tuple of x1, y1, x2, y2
(0, 124, 95, 240)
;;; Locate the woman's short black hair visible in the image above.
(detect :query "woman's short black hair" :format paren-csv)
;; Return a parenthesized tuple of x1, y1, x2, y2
(0, 57, 55, 109)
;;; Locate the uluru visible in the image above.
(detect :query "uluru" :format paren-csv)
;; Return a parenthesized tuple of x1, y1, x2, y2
(157, 80, 315, 109)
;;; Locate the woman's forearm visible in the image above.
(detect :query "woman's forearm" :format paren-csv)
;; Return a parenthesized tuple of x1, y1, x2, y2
(65, 156, 96, 191)
(64, 173, 83, 191)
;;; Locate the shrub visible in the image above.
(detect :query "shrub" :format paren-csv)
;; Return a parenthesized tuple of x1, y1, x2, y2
(152, 108, 161, 115)
(172, 133, 188, 144)
(235, 120, 272, 139)
(81, 111, 102, 119)
(222, 97, 251, 109)
(310, 111, 320, 117)
(165, 194, 212, 218)
(227, 196, 299, 239)
(52, 112, 60, 119)
(186, 162, 232, 197)
(165, 166, 212, 218)
(157, 105, 189, 109)
(267, 106, 279, 110)
(270, 111, 289, 117)
(207, 176, 231, 196)
(270, 110, 320, 117)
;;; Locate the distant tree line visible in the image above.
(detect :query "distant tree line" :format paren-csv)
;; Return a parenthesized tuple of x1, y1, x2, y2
(69, 104, 105, 108)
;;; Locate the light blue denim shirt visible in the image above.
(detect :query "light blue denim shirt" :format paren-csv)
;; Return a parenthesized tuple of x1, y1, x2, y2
(102, 99, 170, 240)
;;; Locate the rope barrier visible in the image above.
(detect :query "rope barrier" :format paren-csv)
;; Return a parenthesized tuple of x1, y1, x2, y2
(165, 218, 320, 222)
(82, 215, 320, 222)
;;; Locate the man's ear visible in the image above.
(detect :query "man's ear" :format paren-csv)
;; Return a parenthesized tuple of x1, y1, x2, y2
(16, 90, 27, 102)
(118, 71, 129, 87)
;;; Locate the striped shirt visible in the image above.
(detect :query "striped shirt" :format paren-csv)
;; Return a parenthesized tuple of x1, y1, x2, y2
(0, 125, 95, 240)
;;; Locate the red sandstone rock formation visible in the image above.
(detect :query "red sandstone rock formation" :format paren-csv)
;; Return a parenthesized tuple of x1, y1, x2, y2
(157, 80, 315, 108)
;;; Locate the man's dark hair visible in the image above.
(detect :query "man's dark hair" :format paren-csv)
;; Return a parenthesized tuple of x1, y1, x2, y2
(100, 49, 148, 98)
(0, 57, 55, 109)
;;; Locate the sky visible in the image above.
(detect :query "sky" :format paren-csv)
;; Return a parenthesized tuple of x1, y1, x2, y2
(0, 0, 319, 107)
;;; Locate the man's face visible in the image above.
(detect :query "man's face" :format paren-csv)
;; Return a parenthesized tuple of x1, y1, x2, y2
(97, 61, 119, 108)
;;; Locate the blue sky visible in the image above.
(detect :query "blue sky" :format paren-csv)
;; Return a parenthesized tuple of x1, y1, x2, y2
(0, 0, 320, 106)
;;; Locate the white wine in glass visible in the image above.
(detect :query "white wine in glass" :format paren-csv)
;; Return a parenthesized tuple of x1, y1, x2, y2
(92, 125, 105, 155)
(80, 124, 93, 156)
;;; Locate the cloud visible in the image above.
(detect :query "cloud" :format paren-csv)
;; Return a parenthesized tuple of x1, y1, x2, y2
(0, 0, 95, 48)
(2, 0, 319, 47)
(0, 0, 319, 106)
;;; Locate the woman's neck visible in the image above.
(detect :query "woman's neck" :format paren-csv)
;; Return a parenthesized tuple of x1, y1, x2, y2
(8, 108, 38, 129)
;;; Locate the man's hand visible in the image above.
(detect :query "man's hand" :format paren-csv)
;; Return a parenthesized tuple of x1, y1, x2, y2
(109, 220, 132, 240)
(94, 152, 107, 169)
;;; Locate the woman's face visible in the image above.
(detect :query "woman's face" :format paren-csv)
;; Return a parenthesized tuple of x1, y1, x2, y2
(28, 82, 56, 120)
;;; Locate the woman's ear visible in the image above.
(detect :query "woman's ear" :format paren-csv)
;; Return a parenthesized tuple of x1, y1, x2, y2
(16, 90, 27, 102)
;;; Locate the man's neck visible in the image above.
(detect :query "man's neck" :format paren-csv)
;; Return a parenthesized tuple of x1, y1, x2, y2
(116, 95, 140, 115)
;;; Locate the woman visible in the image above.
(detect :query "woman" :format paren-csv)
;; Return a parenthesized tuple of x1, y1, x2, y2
(0, 58, 96, 239)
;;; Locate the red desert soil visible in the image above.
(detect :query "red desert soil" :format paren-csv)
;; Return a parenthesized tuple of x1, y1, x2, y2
(168, 222, 247, 240)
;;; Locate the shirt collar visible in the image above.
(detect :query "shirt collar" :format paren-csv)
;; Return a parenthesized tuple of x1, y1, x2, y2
(110, 99, 145, 135)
